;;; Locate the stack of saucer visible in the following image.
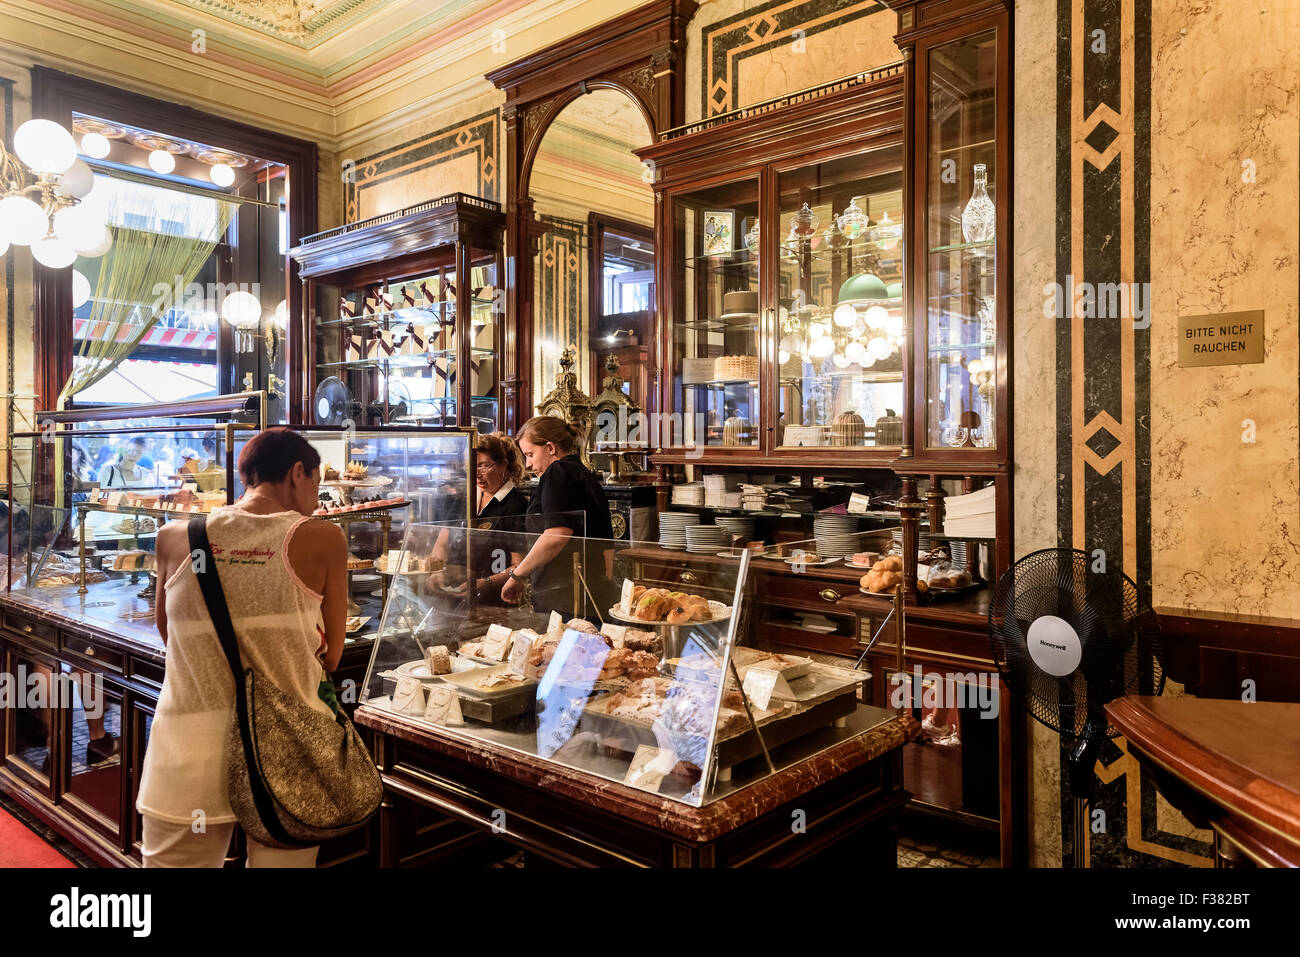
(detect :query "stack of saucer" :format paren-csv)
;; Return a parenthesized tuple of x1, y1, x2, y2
(658, 512, 700, 549)
(715, 515, 756, 543)
(685, 524, 729, 554)
(814, 514, 860, 559)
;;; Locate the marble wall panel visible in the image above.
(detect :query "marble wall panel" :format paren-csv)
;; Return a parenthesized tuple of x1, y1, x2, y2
(1148, 0, 1300, 619)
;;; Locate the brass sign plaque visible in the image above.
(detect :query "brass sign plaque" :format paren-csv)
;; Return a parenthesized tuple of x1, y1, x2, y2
(1178, 310, 1265, 367)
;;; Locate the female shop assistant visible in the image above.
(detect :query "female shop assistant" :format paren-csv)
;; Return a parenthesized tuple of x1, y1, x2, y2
(500, 416, 613, 618)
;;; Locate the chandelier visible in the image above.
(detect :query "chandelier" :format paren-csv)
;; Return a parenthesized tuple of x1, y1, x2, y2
(0, 119, 112, 268)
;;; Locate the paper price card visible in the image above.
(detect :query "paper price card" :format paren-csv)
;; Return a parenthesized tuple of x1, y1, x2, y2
(508, 630, 537, 674)
(741, 667, 791, 711)
(620, 578, 635, 614)
(106, 492, 125, 509)
(601, 623, 627, 647)
(624, 746, 678, 793)
(482, 624, 513, 661)
(422, 685, 463, 727)
(847, 492, 871, 514)
(546, 610, 564, 641)
(391, 676, 426, 716)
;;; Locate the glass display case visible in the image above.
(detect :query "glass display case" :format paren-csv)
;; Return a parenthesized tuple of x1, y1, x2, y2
(914, 24, 1007, 457)
(642, 63, 908, 463)
(5, 395, 260, 645)
(668, 178, 761, 451)
(361, 523, 896, 807)
(5, 399, 475, 655)
(290, 194, 506, 433)
(776, 150, 906, 451)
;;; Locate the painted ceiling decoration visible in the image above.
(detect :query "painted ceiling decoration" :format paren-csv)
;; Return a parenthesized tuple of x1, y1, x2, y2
(172, 0, 395, 46)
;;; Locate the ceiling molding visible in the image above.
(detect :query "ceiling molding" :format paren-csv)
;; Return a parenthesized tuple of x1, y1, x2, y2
(0, 0, 655, 151)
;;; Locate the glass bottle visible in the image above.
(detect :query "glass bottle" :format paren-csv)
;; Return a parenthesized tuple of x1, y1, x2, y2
(961, 163, 995, 244)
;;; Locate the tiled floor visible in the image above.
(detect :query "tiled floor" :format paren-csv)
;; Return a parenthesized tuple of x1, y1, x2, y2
(896, 814, 1001, 867)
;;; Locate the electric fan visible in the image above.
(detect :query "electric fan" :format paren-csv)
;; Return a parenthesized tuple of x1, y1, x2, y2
(313, 376, 360, 426)
(367, 378, 411, 424)
(988, 548, 1164, 799)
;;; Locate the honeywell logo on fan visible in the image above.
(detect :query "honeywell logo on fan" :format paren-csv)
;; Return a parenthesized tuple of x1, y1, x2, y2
(1037, 639, 1068, 651)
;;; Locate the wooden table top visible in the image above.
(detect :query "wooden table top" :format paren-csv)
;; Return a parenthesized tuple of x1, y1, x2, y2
(1106, 695, 1300, 849)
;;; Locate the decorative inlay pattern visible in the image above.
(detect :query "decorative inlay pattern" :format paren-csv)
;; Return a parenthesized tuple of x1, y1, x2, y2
(345, 110, 498, 222)
(1054, 0, 1212, 869)
(700, 0, 887, 116)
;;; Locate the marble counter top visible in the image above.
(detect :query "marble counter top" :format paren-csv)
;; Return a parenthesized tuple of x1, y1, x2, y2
(358, 703, 919, 842)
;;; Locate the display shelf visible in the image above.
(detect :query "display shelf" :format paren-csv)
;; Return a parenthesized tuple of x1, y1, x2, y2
(781, 370, 903, 383)
(686, 378, 759, 388)
(928, 240, 995, 254)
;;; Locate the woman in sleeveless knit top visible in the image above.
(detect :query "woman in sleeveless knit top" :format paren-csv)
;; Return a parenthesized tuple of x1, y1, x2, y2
(137, 428, 347, 868)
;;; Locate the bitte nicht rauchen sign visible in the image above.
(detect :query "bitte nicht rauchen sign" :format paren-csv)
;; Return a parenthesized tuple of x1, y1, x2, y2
(1178, 310, 1265, 367)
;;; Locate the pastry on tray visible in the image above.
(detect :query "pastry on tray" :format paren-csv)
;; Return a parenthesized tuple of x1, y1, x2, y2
(342, 460, 368, 481)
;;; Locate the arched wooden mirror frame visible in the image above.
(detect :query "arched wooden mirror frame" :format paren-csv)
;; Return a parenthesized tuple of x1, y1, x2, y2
(486, 0, 697, 432)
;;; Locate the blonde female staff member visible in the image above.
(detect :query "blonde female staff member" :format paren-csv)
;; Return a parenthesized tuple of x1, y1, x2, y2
(500, 416, 613, 619)
(138, 428, 348, 868)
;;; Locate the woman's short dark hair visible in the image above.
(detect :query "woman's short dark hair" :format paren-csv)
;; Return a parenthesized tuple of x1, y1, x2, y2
(238, 428, 321, 487)
(127, 434, 148, 449)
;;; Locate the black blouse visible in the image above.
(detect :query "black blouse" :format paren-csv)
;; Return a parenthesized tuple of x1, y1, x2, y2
(524, 454, 614, 619)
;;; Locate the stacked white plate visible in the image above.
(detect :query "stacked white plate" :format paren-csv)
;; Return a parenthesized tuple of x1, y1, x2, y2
(814, 514, 861, 559)
(684, 524, 728, 554)
(948, 541, 968, 568)
(658, 511, 700, 549)
(715, 515, 756, 542)
(891, 528, 934, 552)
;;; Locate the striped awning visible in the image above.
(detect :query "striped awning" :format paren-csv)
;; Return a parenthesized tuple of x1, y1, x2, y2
(73, 318, 217, 350)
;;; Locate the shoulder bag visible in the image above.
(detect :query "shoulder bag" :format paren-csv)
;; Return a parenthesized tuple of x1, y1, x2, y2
(187, 516, 383, 849)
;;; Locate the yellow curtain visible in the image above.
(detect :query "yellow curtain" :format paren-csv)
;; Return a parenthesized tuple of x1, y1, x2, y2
(57, 177, 237, 409)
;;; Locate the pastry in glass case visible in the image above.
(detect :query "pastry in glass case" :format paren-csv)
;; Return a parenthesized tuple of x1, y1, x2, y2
(361, 522, 892, 805)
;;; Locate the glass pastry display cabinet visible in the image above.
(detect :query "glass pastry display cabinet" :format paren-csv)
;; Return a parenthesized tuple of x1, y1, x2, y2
(358, 522, 901, 809)
(289, 194, 506, 433)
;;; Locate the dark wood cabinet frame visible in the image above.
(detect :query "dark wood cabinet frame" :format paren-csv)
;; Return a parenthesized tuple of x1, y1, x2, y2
(486, 0, 697, 432)
(29, 68, 318, 422)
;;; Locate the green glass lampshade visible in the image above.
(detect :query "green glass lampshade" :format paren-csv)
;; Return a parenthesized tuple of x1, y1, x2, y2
(838, 272, 889, 302)
(886, 282, 903, 299)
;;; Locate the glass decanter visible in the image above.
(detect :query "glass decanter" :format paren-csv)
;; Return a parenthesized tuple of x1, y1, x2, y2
(961, 163, 995, 245)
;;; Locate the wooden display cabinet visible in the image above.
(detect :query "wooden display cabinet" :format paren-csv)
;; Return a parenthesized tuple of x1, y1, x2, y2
(289, 194, 506, 431)
(639, 66, 908, 467)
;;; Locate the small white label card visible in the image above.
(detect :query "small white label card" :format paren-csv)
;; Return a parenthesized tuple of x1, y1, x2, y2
(482, 623, 513, 661)
(619, 578, 635, 614)
(601, 623, 627, 648)
(681, 356, 715, 384)
(508, 630, 537, 674)
(390, 676, 426, 716)
(546, 610, 564, 642)
(624, 745, 678, 793)
(386, 549, 403, 573)
(181, 480, 199, 492)
(741, 667, 791, 711)
(422, 685, 463, 726)
(847, 492, 871, 514)
(106, 491, 125, 509)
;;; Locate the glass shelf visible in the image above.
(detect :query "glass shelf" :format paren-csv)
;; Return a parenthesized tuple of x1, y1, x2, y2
(929, 240, 994, 255)
(926, 342, 994, 356)
(677, 315, 759, 331)
(686, 379, 760, 388)
(680, 247, 760, 264)
(781, 370, 903, 383)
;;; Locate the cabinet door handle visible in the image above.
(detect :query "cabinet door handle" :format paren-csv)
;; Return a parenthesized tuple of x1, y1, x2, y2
(819, 588, 841, 602)
(679, 571, 698, 584)
(21, 623, 34, 633)
(84, 645, 96, 657)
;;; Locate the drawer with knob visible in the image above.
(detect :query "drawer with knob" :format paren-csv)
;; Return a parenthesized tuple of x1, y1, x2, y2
(2, 611, 57, 648)
(762, 574, 855, 610)
(59, 634, 125, 673)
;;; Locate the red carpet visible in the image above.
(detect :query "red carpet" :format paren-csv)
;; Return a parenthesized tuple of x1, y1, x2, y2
(0, 805, 76, 868)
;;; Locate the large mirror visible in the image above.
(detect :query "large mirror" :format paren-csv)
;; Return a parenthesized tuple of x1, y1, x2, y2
(528, 90, 654, 429)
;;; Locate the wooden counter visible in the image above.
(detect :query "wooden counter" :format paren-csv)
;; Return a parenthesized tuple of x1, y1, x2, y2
(357, 702, 919, 867)
(1106, 695, 1300, 867)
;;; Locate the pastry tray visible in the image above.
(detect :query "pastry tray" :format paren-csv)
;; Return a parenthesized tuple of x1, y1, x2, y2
(439, 663, 537, 699)
(607, 599, 731, 627)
